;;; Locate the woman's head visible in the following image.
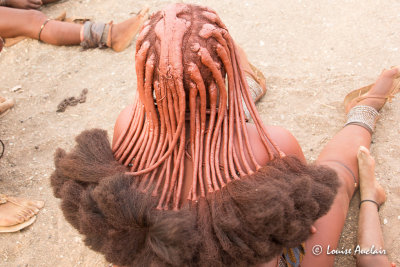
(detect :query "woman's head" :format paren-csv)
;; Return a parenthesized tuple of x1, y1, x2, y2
(135, 3, 227, 105)
(113, 4, 282, 210)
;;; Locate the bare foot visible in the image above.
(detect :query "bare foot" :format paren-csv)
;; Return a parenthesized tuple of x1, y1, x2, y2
(5, 0, 42, 9)
(357, 67, 400, 111)
(357, 146, 386, 207)
(0, 97, 15, 116)
(0, 195, 44, 227)
(108, 7, 149, 52)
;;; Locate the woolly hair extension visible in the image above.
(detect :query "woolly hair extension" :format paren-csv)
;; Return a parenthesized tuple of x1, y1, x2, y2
(51, 129, 201, 266)
(51, 3, 340, 266)
(51, 129, 339, 266)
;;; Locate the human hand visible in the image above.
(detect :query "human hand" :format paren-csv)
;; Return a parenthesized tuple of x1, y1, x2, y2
(5, 0, 42, 9)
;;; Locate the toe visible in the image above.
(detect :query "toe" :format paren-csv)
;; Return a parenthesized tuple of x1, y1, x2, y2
(358, 145, 370, 155)
(18, 208, 30, 217)
(27, 208, 35, 217)
(16, 215, 25, 224)
(32, 200, 44, 209)
(25, 200, 45, 210)
(357, 146, 370, 160)
(32, 207, 40, 214)
(21, 207, 35, 218)
(382, 67, 398, 78)
(357, 146, 375, 166)
(19, 211, 31, 220)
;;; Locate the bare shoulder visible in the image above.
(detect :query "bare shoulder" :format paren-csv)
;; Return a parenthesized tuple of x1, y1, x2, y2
(112, 104, 134, 148)
(245, 123, 306, 165)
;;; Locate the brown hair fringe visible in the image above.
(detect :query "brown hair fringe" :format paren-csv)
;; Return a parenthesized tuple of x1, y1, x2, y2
(51, 129, 339, 266)
(51, 3, 340, 266)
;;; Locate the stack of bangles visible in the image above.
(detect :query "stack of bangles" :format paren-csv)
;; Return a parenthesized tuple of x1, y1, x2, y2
(0, 0, 7, 6)
(344, 105, 379, 134)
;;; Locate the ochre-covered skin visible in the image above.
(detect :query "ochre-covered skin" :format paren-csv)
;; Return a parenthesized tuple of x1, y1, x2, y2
(111, 4, 290, 210)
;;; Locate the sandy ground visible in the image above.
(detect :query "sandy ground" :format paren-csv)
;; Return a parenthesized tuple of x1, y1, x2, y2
(1, 0, 400, 266)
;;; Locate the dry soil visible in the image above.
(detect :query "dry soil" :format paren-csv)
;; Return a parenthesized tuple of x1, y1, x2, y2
(1, 0, 399, 266)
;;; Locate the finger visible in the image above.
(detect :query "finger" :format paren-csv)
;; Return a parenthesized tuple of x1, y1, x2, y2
(30, 0, 43, 5)
(28, 3, 42, 9)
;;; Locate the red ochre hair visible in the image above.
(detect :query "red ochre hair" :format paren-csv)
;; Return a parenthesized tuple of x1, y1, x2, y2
(51, 4, 339, 266)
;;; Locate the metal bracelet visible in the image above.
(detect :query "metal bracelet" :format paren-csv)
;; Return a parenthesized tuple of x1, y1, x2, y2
(0, 0, 7, 6)
(344, 105, 379, 133)
(38, 19, 51, 42)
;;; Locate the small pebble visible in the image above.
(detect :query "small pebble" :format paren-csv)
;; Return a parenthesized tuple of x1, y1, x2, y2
(383, 218, 388, 225)
(10, 85, 22, 92)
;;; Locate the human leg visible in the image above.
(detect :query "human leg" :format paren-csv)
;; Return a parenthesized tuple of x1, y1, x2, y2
(0, 6, 148, 50)
(0, 95, 44, 231)
(301, 68, 399, 267)
(108, 7, 149, 52)
(0, 7, 80, 44)
(356, 146, 391, 267)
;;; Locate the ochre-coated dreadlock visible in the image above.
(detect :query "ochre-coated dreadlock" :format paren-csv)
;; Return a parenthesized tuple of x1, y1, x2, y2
(51, 4, 339, 266)
(112, 4, 284, 210)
